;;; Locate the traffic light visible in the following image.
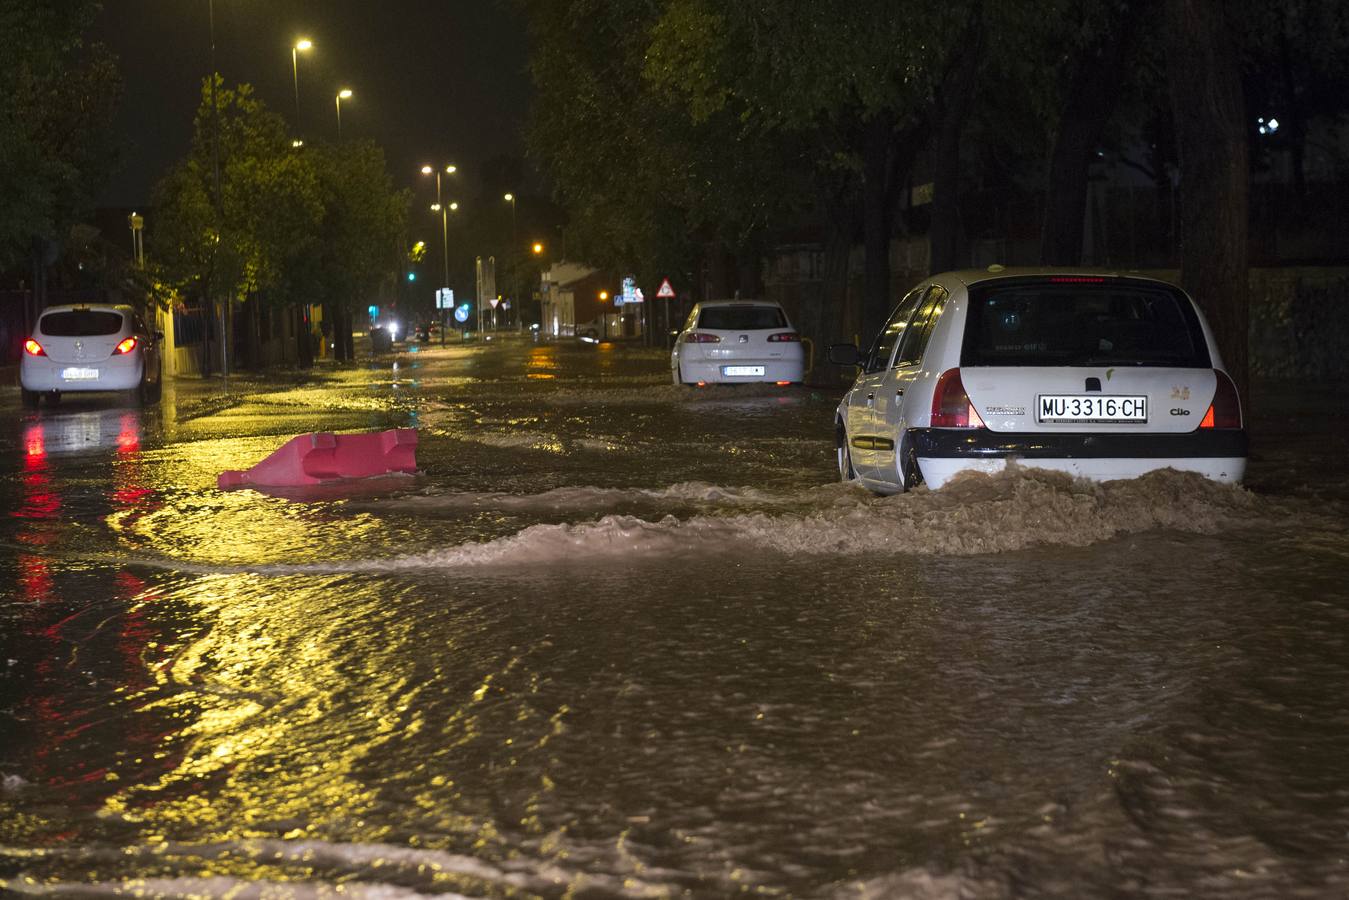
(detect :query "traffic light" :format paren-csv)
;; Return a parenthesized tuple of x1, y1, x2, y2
(407, 271, 417, 282)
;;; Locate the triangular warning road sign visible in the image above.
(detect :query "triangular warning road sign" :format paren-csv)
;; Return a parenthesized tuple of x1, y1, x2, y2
(656, 278, 675, 299)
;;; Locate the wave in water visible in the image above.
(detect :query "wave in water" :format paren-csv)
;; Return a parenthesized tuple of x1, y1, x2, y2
(136, 467, 1298, 576)
(0, 836, 684, 898)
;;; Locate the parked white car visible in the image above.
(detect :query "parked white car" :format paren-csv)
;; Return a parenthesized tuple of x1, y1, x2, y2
(20, 304, 162, 408)
(829, 269, 1248, 491)
(671, 300, 804, 385)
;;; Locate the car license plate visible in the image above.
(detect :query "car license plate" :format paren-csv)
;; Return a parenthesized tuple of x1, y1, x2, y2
(722, 365, 765, 376)
(1037, 394, 1147, 423)
(61, 367, 100, 381)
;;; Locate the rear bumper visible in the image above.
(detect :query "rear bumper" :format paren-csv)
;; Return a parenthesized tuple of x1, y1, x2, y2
(911, 428, 1248, 459)
(676, 358, 804, 384)
(20, 356, 143, 392)
(910, 427, 1248, 487)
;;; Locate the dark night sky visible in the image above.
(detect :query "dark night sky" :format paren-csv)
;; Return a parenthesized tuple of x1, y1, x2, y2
(93, 1, 534, 208)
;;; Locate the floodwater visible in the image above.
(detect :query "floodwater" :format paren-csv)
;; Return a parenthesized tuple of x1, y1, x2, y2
(1, 336, 1346, 899)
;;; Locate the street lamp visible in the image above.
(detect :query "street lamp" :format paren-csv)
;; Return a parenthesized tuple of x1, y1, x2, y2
(420, 163, 459, 316)
(503, 193, 517, 326)
(291, 38, 313, 130)
(335, 88, 353, 138)
(532, 242, 544, 255)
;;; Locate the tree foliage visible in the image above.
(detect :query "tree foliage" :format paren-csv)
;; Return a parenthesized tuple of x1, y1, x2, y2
(0, 0, 121, 270)
(150, 79, 406, 317)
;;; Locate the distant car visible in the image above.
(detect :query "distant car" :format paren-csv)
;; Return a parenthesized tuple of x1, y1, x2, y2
(829, 269, 1248, 491)
(20, 304, 162, 408)
(576, 313, 620, 342)
(670, 300, 804, 385)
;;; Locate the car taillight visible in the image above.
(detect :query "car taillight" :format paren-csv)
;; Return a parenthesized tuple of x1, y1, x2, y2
(767, 332, 800, 342)
(24, 339, 46, 357)
(684, 332, 720, 343)
(1199, 370, 1242, 429)
(930, 368, 986, 428)
(114, 336, 137, 355)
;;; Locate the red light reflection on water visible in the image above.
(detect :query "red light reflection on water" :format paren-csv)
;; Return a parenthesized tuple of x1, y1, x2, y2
(18, 554, 54, 602)
(16, 425, 59, 548)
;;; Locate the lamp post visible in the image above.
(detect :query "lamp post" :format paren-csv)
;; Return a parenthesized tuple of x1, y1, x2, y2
(291, 38, 312, 130)
(205, 0, 224, 376)
(503, 193, 517, 327)
(420, 164, 457, 294)
(335, 88, 352, 139)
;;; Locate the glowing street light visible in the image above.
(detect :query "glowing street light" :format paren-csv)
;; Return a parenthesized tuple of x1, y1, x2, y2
(532, 242, 544, 255)
(503, 194, 518, 327)
(291, 38, 313, 128)
(421, 162, 459, 303)
(335, 88, 353, 138)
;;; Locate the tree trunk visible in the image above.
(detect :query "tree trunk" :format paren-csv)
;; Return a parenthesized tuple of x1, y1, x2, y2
(861, 116, 893, 344)
(1040, 4, 1142, 265)
(1165, 0, 1250, 402)
(810, 213, 857, 386)
(342, 307, 355, 361)
(929, 13, 984, 275)
(295, 305, 313, 368)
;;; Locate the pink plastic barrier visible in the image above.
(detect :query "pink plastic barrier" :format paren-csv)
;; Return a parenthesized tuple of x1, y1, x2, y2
(218, 429, 418, 490)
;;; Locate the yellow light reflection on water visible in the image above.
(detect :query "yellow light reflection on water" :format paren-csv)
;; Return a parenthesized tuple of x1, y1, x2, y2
(103, 575, 420, 843)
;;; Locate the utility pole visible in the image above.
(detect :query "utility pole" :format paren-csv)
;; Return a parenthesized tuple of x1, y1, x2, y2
(208, 0, 228, 376)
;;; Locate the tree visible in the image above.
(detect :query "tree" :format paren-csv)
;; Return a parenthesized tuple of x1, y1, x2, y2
(1040, 0, 1155, 265)
(0, 0, 121, 275)
(1165, 0, 1250, 399)
(152, 79, 406, 366)
(524, 0, 815, 304)
(295, 141, 409, 361)
(151, 79, 323, 368)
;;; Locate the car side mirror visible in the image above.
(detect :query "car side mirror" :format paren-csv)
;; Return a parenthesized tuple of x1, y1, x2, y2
(827, 343, 861, 367)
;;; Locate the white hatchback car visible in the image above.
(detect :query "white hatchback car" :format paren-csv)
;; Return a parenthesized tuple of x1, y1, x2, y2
(671, 300, 804, 385)
(829, 269, 1248, 491)
(20, 304, 162, 408)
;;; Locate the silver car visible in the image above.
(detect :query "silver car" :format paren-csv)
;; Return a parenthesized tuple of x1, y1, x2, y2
(829, 269, 1248, 492)
(671, 300, 805, 385)
(20, 304, 163, 408)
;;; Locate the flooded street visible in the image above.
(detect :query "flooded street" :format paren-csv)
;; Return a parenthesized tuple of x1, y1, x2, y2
(1, 337, 1347, 899)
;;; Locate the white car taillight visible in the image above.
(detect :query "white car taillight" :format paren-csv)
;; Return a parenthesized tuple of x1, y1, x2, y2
(24, 339, 46, 356)
(767, 332, 800, 342)
(930, 368, 986, 428)
(114, 336, 138, 355)
(684, 333, 720, 343)
(1200, 370, 1242, 429)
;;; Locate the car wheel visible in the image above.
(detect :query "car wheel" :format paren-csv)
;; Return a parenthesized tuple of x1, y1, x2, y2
(20, 388, 39, 409)
(45, 391, 61, 407)
(146, 374, 163, 404)
(836, 422, 857, 482)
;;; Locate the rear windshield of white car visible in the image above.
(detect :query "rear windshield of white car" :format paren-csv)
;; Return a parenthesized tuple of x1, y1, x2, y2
(39, 310, 125, 337)
(961, 278, 1211, 368)
(696, 306, 787, 331)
